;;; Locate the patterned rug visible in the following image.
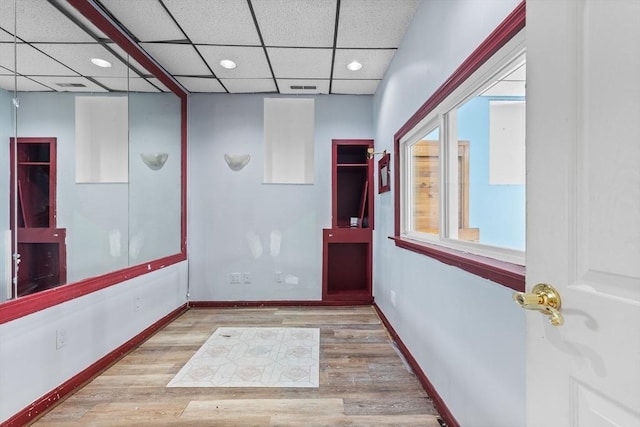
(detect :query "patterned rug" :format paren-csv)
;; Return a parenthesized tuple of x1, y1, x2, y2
(166, 327, 320, 388)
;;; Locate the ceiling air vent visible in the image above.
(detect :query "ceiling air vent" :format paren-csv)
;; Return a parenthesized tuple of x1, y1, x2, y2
(56, 83, 87, 88)
(290, 85, 317, 90)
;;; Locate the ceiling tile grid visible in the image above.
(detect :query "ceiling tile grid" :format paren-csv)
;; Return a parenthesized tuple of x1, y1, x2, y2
(162, 0, 261, 45)
(0, 0, 421, 94)
(251, 0, 337, 48)
(197, 45, 271, 79)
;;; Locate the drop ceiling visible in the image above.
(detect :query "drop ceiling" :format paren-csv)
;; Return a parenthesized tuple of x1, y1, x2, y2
(0, 0, 421, 95)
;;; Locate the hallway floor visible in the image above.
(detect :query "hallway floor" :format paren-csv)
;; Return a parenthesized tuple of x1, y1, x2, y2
(30, 306, 440, 426)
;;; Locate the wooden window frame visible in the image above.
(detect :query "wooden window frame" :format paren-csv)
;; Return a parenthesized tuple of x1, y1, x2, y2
(392, 2, 526, 292)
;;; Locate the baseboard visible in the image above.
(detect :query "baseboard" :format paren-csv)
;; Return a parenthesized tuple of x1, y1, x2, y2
(188, 299, 373, 308)
(2, 303, 188, 427)
(373, 303, 460, 427)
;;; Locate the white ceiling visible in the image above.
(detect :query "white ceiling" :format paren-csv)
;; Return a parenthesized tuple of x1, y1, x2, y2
(0, 0, 422, 95)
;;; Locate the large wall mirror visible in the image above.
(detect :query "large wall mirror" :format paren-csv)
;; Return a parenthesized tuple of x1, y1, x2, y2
(0, 0, 185, 305)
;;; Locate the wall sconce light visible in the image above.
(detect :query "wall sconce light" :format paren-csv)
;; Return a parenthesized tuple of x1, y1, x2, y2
(224, 153, 251, 171)
(140, 152, 168, 170)
(367, 147, 388, 160)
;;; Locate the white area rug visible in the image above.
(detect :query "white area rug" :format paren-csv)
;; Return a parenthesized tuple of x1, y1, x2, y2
(166, 327, 320, 388)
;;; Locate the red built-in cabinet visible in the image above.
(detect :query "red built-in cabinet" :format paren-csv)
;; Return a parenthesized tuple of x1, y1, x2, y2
(322, 139, 373, 303)
(9, 137, 66, 297)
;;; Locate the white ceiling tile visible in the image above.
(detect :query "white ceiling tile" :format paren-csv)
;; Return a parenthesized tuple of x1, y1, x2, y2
(35, 43, 130, 77)
(140, 43, 211, 75)
(0, 0, 95, 43)
(337, 0, 420, 48)
(252, 0, 337, 47)
(163, 0, 260, 45)
(0, 65, 11, 74)
(51, 2, 109, 40)
(93, 77, 160, 92)
(277, 79, 329, 94)
(221, 79, 277, 93)
(333, 49, 396, 79)
(100, 0, 186, 42)
(1, 29, 13, 41)
(331, 79, 379, 95)
(0, 43, 78, 76)
(197, 45, 271, 79)
(0, 75, 52, 91)
(175, 76, 225, 92)
(147, 77, 173, 92)
(28, 76, 108, 92)
(267, 48, 332, 79)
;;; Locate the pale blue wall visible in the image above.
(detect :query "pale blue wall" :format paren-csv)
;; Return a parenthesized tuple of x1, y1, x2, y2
(0, 89, 12, 301)
(372, 1, 526, 426)
(187, 93, 373, 301)
(459, 96, 526, 251)
(11, 92, 181, 283)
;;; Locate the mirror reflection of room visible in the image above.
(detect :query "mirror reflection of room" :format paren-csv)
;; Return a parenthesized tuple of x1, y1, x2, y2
(0, 0, 182, 300)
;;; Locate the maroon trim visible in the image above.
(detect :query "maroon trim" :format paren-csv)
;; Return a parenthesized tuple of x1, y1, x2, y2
(373, 303, 460, 427)
(181, 100, 188, 254)
(390, 237, 524, 291)
(188, 300, 373, 308)
(393, 2, 526, 291)
(2, 304, 187, 426)
(66, 0, 186, 100)
(0, 254, 184, 325)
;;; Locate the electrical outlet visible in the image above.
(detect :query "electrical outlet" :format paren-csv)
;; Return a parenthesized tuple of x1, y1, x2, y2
(243, 272, 251, 284)
(390, 290, 397, 307)
(56, 329, 67, 349)
(134, 296, 141, 312)
(230, 272, 242, 284)
(275, 271, 283, 283)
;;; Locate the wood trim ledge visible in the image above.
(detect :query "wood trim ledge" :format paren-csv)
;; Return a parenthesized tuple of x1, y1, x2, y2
(389, 237, 525, 292)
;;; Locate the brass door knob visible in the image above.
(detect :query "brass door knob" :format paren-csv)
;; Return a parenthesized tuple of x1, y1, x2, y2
(513, 283, 564, 326)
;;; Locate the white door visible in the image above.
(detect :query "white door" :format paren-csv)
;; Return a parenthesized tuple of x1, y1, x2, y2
(526, 1, 640, 426)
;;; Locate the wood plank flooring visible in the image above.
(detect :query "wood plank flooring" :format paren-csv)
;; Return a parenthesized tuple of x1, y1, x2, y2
(30, 306, 441, 426)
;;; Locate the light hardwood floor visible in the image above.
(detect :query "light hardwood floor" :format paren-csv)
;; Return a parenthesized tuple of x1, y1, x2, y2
(31, 306, 441, 426)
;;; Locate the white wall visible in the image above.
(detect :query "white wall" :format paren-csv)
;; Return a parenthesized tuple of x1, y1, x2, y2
(188, 94, 372, 301)
(372, 1, 526, 426)
(0, 260, 188, 424)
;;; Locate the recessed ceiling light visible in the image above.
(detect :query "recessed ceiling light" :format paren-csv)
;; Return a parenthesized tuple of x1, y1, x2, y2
(220, 59, 237, 69)
(91, 58, 112, 68)
(347, 60, 363, 71)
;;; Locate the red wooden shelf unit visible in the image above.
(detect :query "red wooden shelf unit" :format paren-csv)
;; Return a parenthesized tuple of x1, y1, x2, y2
(322, 139, 374, 303)
(9, 137, 67, 297)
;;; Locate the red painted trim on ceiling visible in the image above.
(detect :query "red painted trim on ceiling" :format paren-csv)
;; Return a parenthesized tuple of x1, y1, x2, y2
(188, 300, 373, 308)
(1, 304, 187, 427)
(389, 237, 525, 292)
(373, 303, 460, 427)
(66, 0, 187, 100)
(392, 1, 526, 291)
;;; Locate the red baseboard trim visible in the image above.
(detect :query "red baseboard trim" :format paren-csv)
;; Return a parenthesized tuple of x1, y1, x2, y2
(1, 304, 188, 427)
(188, 299, 373, 308)
(373, 303, 460, 427)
